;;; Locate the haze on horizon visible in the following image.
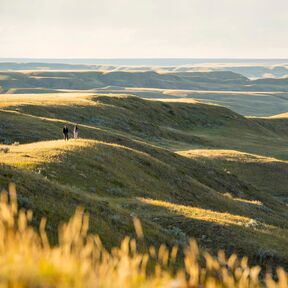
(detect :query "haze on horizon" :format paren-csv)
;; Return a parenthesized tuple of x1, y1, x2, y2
(0, 0, 287, 59)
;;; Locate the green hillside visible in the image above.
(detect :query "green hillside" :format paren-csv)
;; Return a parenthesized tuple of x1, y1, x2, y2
(0, 93, 288, 269)
(2, 70, 288, 117)
(1, 70, 288, 93)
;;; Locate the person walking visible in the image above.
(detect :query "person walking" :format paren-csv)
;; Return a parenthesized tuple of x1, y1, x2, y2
(73, 124, 79, 139)
(63, 125, 69, 141)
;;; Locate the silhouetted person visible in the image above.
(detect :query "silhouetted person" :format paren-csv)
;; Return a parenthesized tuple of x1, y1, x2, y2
(73, 124, 79, 139)
(63, 125, 69, 141)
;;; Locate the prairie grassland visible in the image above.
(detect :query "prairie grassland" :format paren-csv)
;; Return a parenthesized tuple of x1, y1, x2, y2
(1, 93, 288, 272)
(139, 198, 256, 226)
(0, 139, 104, 167)
(3, 92, 288, 161)
(0, 93, 96, 108)
(0, 184, 287, 288)
(93, 87, 288, 117)
(178, 149, 288, 200)
(1, 139, 288, 269)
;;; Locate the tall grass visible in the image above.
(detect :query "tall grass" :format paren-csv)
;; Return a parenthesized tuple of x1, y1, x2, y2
(0, 184, 287, 287)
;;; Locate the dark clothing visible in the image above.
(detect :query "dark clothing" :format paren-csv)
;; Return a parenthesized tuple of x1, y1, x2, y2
(63, 127, 69, 141)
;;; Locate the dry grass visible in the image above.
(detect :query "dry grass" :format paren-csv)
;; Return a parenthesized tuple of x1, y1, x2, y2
(1, 93, 288, 277)
(0, 139, 153, 171)
(0, 93, 96, 108)
(0, 139, 99, 167)
(1, 139, 288, 265)
(178, 149, 283, 164)
(0, 184, 287, 288)
(139, 198, 252, 226)
(0, 93, 139, 110)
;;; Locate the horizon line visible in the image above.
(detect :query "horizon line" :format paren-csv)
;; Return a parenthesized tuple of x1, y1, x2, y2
(1, 57, 288, 60)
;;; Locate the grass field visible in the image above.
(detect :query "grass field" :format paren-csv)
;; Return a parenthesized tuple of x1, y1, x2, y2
(105, 88, 288, 117)
(1, 69, 288, 116)
(0, 92, 288, 278)
(0, 184, 286, 287)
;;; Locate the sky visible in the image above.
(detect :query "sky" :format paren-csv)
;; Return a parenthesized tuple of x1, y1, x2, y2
(0, 0, 287, 58)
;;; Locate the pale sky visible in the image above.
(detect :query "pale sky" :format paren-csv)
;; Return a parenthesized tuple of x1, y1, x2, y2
(0, 0, 287, 58)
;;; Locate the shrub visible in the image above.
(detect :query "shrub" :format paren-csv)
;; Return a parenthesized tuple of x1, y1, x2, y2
(0, 147, 9, 153)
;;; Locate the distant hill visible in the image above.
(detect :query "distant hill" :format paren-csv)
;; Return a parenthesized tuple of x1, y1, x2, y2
(0, 60, 288, 78)
(1, 70, 288, 117)
(1, 70, 288, 94)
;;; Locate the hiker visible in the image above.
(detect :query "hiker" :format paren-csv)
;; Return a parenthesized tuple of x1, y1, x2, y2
(63, 125, 69, 141)
(73, 124, 79, 139)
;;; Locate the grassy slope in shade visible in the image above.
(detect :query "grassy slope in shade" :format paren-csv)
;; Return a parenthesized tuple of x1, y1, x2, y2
(1, 69, 288, 117)
(0, 93, 288, 270)
(0, 184, 287, 287)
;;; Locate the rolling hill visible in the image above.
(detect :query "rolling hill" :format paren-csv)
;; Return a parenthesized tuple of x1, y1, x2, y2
(0, 60, 288, 79)
(0, 93, 288, 270)
(1, 70, 288, 93)
(1, 70, 288, 118)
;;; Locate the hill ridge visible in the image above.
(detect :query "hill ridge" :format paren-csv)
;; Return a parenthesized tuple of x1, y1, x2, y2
(1, 93, 288, 268)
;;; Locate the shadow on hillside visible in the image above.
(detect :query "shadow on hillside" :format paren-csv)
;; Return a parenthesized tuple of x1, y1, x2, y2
(133, 197, 288, 270)
(30, 141, 288, 229)
(1, 103, 215, 148)
(6, 95, 288, 157)
(196, 155, 288, 199)
(253, 117, 288, 136)
(1, 160, 288, 270)
(4, 95, 288, 159)
(3, 94, 248, 133)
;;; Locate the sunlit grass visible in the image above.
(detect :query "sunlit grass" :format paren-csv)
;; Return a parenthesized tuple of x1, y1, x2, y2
(0, 139, 154, 169)
(233, 198, 263, 206)
(0, 184, 286, 287)
(0, 92, 288, 286)
(0, 140, 84, 168)
(178, 149, 281, 163)
(139, 198, 252, 226)
(0, 93, 96, 108)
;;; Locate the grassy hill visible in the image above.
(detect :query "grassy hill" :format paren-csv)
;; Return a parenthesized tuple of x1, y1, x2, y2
(2, 70, 288, 117)
(1, 70, 288, 93)
(0, 93, 288, 270)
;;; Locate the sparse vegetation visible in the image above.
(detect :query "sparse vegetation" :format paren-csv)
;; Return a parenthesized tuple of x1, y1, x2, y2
(0, 147, 9, 153)
(0, 93, 288, 274)
(0, 184, 287, 287)
(1, 69, 288, 116)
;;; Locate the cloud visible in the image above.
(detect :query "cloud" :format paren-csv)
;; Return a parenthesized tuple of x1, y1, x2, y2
(0, 0, 287, 57)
